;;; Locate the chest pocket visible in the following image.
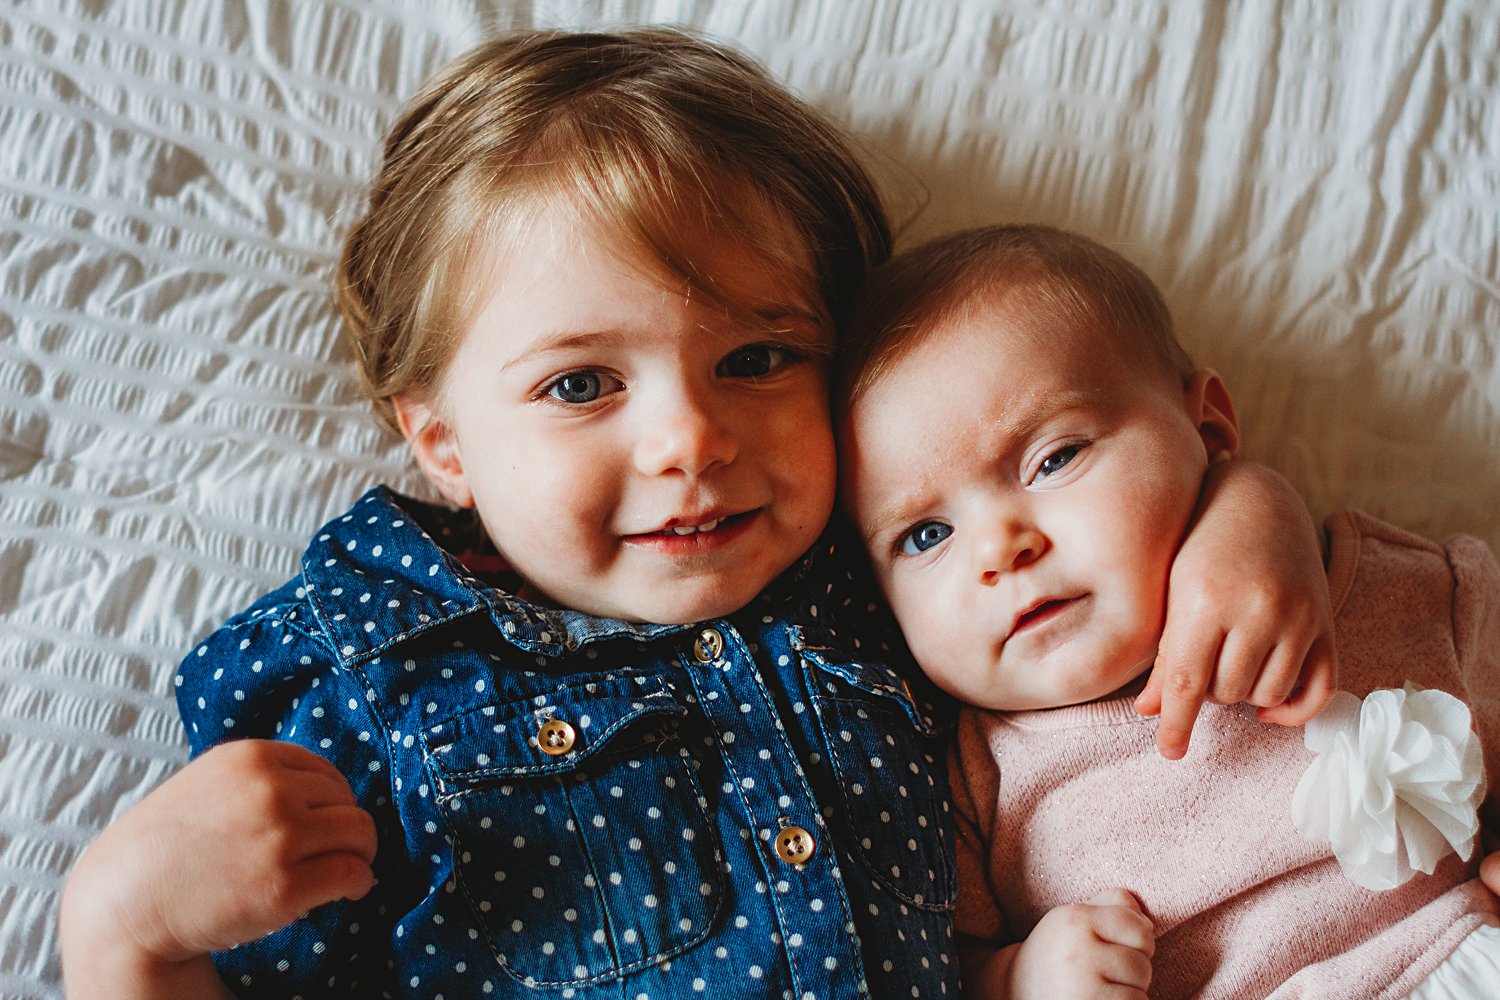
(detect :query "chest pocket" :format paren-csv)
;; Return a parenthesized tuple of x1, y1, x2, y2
(793, 626, 957, 911)
(421, 673, 724, 988)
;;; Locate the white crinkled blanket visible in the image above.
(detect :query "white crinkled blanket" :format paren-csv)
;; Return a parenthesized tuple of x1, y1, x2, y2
(1, 1, 1497, 994)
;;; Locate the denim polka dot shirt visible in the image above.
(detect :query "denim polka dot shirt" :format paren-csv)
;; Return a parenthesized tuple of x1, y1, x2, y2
(176, 487, 958, 998)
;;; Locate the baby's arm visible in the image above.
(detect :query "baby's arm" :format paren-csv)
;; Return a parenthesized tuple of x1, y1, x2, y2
(1135, 459, 1338, 759)
(59, 740, 376, 1000)
(960, 890, 1154, 999)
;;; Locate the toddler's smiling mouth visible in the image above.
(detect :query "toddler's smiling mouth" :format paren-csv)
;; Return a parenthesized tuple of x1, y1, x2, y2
(665, 518, 723, 535)
(629, 510, 757, 541)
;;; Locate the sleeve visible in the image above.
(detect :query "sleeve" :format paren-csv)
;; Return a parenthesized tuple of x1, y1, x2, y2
(175, 597, 409, 998)
(1447, 535, 1500, 840)
(948, 710, 1009, 945)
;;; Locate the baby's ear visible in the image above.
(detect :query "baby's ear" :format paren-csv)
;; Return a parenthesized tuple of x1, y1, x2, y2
(392, 394, 475, 509)
(1184, 368, 1240, 461)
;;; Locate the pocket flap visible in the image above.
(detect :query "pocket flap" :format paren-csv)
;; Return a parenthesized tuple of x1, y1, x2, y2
(422, 673, 687, 786)
(790, 625, 951, 737)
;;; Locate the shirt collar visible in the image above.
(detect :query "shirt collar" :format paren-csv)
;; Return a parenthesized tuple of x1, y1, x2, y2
(302, 487, 813, 665)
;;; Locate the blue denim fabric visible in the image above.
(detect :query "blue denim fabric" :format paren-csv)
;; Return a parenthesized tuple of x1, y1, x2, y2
(176, 487, 957, 999)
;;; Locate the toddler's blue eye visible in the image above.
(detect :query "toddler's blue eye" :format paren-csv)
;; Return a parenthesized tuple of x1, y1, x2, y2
(548, 373, 604, 404)
(719, 345, 789, 378)
(900, 521, 952, 555)
(1037, 444, 1083, 479)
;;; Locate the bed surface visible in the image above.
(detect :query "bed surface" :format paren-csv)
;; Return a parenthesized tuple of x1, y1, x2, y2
(2, 0, 1497, 994)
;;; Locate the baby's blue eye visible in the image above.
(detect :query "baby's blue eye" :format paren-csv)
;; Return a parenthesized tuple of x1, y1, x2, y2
(900, 521, 952, 555)
(718, 345, 790, 378)
(1037, 443, 1083, 479)
(547, 372, 605, 404)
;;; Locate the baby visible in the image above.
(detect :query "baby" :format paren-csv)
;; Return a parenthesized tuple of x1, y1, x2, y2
(837, 224, 1500, 999)
(61, 32, 1336, 1000)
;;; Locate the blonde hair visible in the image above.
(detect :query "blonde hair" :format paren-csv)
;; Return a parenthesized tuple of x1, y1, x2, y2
(838, 224, 1195, 407)
(338, 27, 891, 431)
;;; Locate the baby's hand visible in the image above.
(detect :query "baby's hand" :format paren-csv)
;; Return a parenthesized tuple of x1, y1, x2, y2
(1481, 852, 1500, 897)
(62, 740, 376, 971)
(1003, 889, 1154, 999)
(1136, 459, 1337, 759)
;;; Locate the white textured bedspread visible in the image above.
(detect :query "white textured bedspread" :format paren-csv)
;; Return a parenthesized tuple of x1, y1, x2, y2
(1, 1, 1496, 995)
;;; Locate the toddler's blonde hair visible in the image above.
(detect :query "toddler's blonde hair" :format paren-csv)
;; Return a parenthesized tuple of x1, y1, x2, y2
(338, 27, 890, 431)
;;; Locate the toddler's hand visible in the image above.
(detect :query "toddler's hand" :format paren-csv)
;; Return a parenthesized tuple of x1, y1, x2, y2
(1003, 889, 1154, 999)
(1136, 459, 1337, 759)
(62, 739, 376, 966)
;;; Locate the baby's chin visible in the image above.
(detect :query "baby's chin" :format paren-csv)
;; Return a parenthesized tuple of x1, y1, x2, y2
(1065, 653, 1157, 707)
(956, 654, 1157, 713)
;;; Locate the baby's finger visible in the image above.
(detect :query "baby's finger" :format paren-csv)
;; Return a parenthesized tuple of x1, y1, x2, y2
(1086, 887, 1143, 910)
(1085, 890, 1155, 955)
(1480, 852, 1500, 896)
(1096, 943, 1154, 990)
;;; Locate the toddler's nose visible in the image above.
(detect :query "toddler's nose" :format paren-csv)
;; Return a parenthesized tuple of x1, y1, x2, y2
(634, 394, 738, 477)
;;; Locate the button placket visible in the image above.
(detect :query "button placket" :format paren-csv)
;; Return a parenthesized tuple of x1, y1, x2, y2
(774, 821, 816, 867)
(677, 621, 864, 998)
(692, 627, 725, 664)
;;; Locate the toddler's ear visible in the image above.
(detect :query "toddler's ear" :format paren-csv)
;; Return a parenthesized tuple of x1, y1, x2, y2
(1184, 368, 1240, 461)
(392, 394, 475, 509)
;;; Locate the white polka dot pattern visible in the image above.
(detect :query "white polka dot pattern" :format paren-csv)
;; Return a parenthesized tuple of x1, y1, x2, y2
(175, 488, 959, 997)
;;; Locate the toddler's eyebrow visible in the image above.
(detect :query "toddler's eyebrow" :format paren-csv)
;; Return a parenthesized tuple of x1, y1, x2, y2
(497, 328, 628, 374)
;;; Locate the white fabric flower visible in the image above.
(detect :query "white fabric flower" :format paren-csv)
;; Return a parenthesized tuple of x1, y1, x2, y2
(1291, 683, 1484, 891)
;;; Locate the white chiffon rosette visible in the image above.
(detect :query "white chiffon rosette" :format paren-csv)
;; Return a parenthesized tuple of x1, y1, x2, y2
(1291, 683, 1485, 891)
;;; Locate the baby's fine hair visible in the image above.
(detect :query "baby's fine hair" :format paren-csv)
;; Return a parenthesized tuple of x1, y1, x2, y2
(837, 224, 1196, 407)
(338, 27, 891, 431)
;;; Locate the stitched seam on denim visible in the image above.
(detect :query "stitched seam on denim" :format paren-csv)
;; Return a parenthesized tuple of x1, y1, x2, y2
(423, 689, 684, 787)
(809, 682, 954, 911)
(434, 724, 727, 987)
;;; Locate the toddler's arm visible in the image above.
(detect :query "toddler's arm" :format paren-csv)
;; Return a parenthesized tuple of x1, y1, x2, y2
(960, 889, 1154, 999)
(59, 740, 377, 1000)
(1135, 459, 1337, 759)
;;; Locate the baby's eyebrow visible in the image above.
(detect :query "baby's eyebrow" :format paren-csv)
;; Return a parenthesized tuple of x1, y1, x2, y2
(858, 489, 931, 553)
(855, 386, 1103, 552)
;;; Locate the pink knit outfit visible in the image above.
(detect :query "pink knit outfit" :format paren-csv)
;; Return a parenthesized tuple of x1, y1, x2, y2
(951, 511, 1500, 999)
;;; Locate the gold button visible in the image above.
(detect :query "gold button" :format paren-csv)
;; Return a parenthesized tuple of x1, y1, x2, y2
(537, 718, 576, 756)
(692, 627, 725, 663)
(775, 825, 816, 865)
